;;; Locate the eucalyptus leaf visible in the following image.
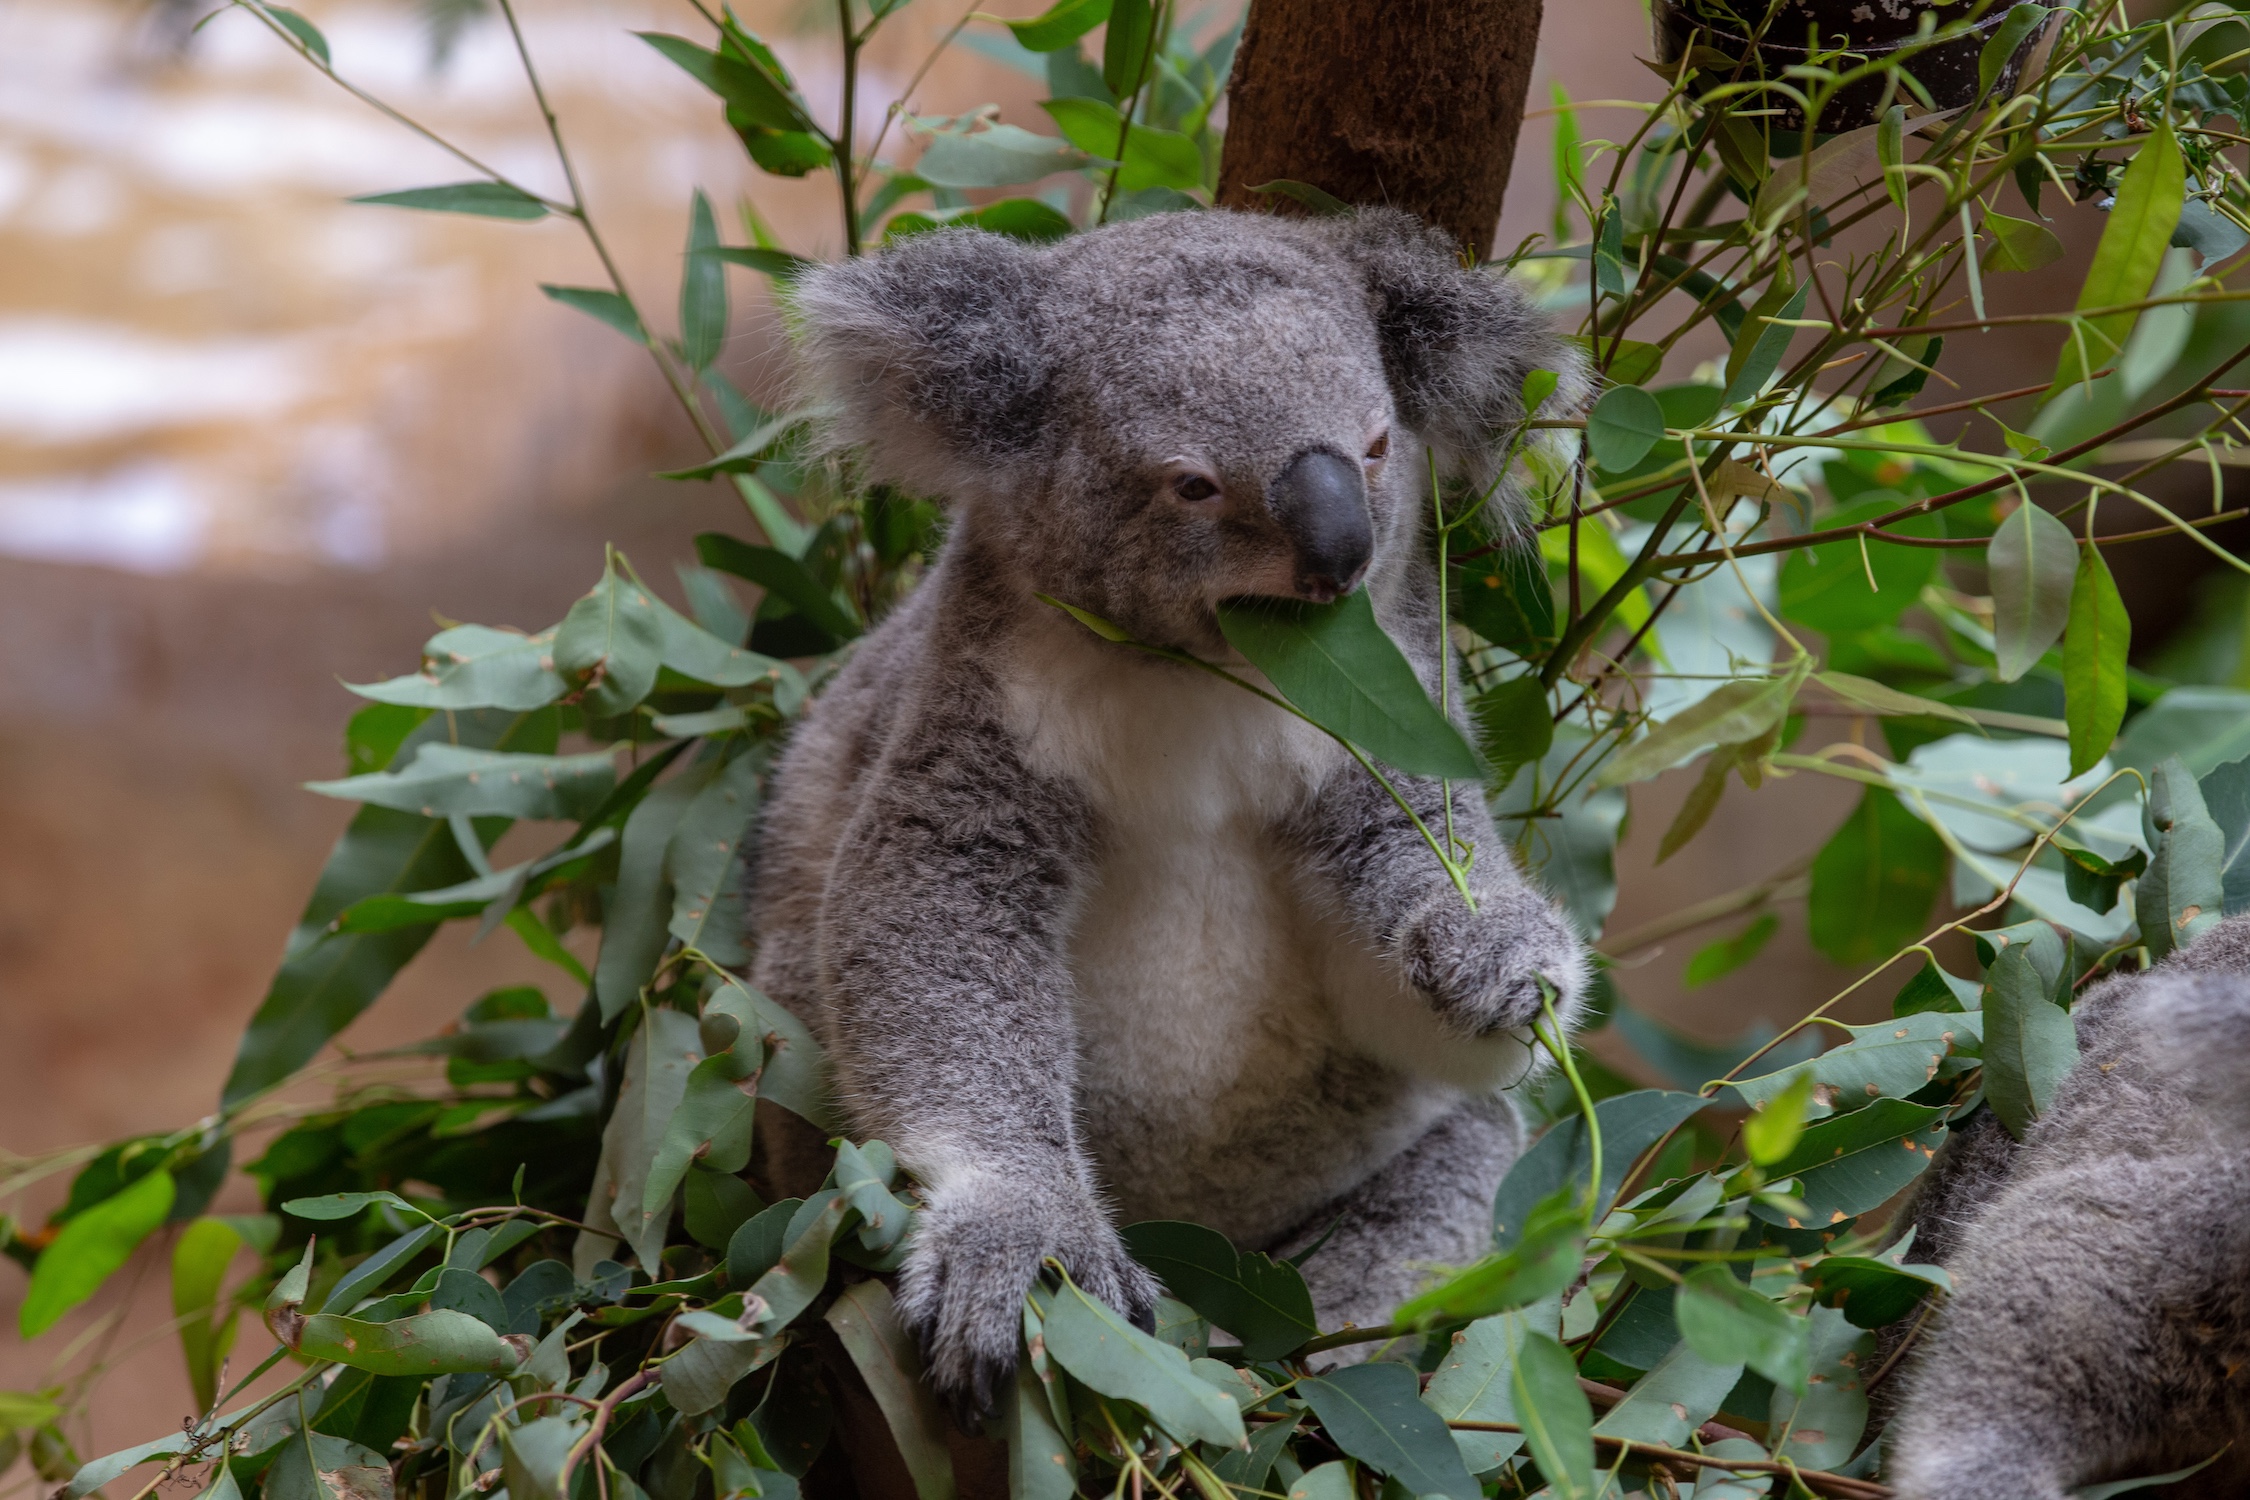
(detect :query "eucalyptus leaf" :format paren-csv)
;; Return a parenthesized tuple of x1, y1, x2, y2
(1299, 1363, 1478, 1500)
(1585, 384, 1667, 472)
(1510, 1331, 1595, 1500)
(1217, 590, 1483, 780)
(1040, 1278, 1244, 1448)
(824, 1283, 952, 1500)
(1677, 1266, 1809, 1392)
(1989, 502, 2078, 683)
(352, 182, 546, 220)
(1119, 1221, 1316, 1359)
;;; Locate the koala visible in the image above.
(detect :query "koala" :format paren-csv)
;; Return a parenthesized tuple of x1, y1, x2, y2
(1884, 912, 2250, 1500)
(745, 208, 1590, 1419)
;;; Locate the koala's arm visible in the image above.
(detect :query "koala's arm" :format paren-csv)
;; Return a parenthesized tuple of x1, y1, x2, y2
(815, 697, 1157, 1422)
(1286, 761, 1588, 1037)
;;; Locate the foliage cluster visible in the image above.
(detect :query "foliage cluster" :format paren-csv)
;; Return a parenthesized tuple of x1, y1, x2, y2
(9, 0, 2250, 1496)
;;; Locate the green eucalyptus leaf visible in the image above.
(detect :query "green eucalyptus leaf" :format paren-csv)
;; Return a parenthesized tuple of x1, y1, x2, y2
(305, 745, 616, 822)
(913, 123, 1085, 189)
(1989, 501, 2078, 683)
(1040, 1277, 1244, 1448)
(1723, 281, 1810, 406)
(1593, 660, 1809, 789)
(1218, 590, 1483, 779)
(1101, 0, 1155, 96)
(1510, 1331, 1596, 1500)
(1591, 1337, 1743, 1445)
(1494, 1090, 1705, 1245)
(541, 286, 648, 345)
(2050, 122, 2184, 399)
(824, 1283, 952, 1500)
(1119, 1221, 1316, 1360)
(1472, 674, 1555, 777)
(1767, 1306, 1877, 1469)
(292, 1309, 526, 1375)
(1584, 384, 1666, 472)
(346, 626, 565, 713)
(1454, 545, 1556, 655)
(555, 563, 666, 717)
(1977, 2, 2047, 96)
(1007, 0, 1111, 50)
(1729, 1010, 1983, 1115)
(1677, 1266, 1809, 1393)
(703, 975, 836, 1129)
(352, 182, 546, 220)
(666, 751, 764, 964)
(1299, 1363, 1478, 1500)
(1754, 1098, 1948, 1227)
(637, 32, 816, 133)
(1805, 1256, 1951, 1329)
(2141, 756, 2229, 960)
(2064, 543, 2130, 778)
(696, 534, 863, 643)
(681, 191, 728, 372)
(21, 1171, 175, 1338)
(1423, 1308, 1548, 1474)
(1985, 211, 2065, 273)
(594, 764, 709, 1021)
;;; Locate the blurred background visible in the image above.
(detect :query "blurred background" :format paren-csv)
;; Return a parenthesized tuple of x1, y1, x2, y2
(0, 0, 2243, 1463)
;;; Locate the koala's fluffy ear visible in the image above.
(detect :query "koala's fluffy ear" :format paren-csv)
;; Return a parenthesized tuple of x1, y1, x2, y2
(1323, 209, 1585, 507)
(790, 229, 1051, 497)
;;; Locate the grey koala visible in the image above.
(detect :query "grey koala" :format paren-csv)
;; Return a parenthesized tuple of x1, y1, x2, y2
(746, 208, 1590, 1418)
(1885, 911, 2250, 1499)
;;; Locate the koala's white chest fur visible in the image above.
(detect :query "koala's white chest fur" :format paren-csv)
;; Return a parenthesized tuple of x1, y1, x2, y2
(1001, 623, 1470, 1242)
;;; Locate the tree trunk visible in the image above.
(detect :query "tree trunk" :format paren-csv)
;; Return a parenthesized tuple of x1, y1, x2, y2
(1215, 0, 1545, 260)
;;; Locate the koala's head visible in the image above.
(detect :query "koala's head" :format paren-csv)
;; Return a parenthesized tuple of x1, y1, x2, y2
(791, 207, 1575, 650)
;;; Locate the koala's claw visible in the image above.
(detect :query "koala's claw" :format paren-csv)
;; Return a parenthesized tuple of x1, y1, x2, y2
(1402, 885, 1587, 1036)
(894, 1174, 1160, 1429)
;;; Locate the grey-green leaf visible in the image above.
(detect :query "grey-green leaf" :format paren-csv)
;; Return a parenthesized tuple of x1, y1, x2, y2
(1592, 1338, 1742, 1446)
(1040, 1278, 1244, 1448)
(1677, 1265, 1810, 1393)
(1510, 1330, 1596, 1500)
(825, 1283, 953, 1500)
(1118, 1221, 1317, 1360)
(1988, 501, 2077, 682)
(595, 765, 709, 1021)
(352, 182, 547, 220)
(1585, 384, 1667, 472)
(1298, 1362, 1478, 1500)
(542, 285, 648, 344)
(681, 190, 728, 372)
(1217, 589, 1483, 779)
(554, 565, 666, 717)
(1983, 945, 2080, 1139)
(1767, 1306, 1875, 1470)
(347, 625, 565, 713)
(305, 745, 615, 821)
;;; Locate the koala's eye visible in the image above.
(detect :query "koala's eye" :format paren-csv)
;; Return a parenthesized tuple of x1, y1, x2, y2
(1364, 432, 1391, 465)
(1172, 473, 1220, 503)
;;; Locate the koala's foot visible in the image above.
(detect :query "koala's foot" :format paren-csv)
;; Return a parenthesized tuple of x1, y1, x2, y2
(1401, 883, 1587, 1036)
(894, 1172, 1160, 1428)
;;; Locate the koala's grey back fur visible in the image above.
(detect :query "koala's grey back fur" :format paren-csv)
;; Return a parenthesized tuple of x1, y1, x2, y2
(1885, 913, 2250, 1499)
(749, 208, 1589, 1417)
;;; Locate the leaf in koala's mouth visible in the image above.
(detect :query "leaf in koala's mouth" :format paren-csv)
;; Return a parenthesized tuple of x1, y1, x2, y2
(1216, 591, 1484, 781)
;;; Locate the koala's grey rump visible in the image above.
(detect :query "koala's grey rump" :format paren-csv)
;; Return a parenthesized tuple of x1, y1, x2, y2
(747, 208, 1589, 1417)
(1885, 912, 2250, 1499)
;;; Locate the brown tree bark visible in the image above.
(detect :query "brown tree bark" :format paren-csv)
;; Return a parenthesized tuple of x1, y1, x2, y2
(1215, 0, 1545, 260)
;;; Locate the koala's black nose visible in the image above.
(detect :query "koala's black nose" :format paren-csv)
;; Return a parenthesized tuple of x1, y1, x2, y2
(1269, 448, 1373, 604)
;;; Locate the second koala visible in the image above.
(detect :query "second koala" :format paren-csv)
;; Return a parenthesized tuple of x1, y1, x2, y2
(748, 208, 1589, 1417)
(1885, 912, 2250, 1499)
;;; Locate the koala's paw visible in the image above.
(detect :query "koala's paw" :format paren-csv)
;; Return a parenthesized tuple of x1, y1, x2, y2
(894, 1173, 1160, 1429)
(1402, 883, 1587, 1036)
